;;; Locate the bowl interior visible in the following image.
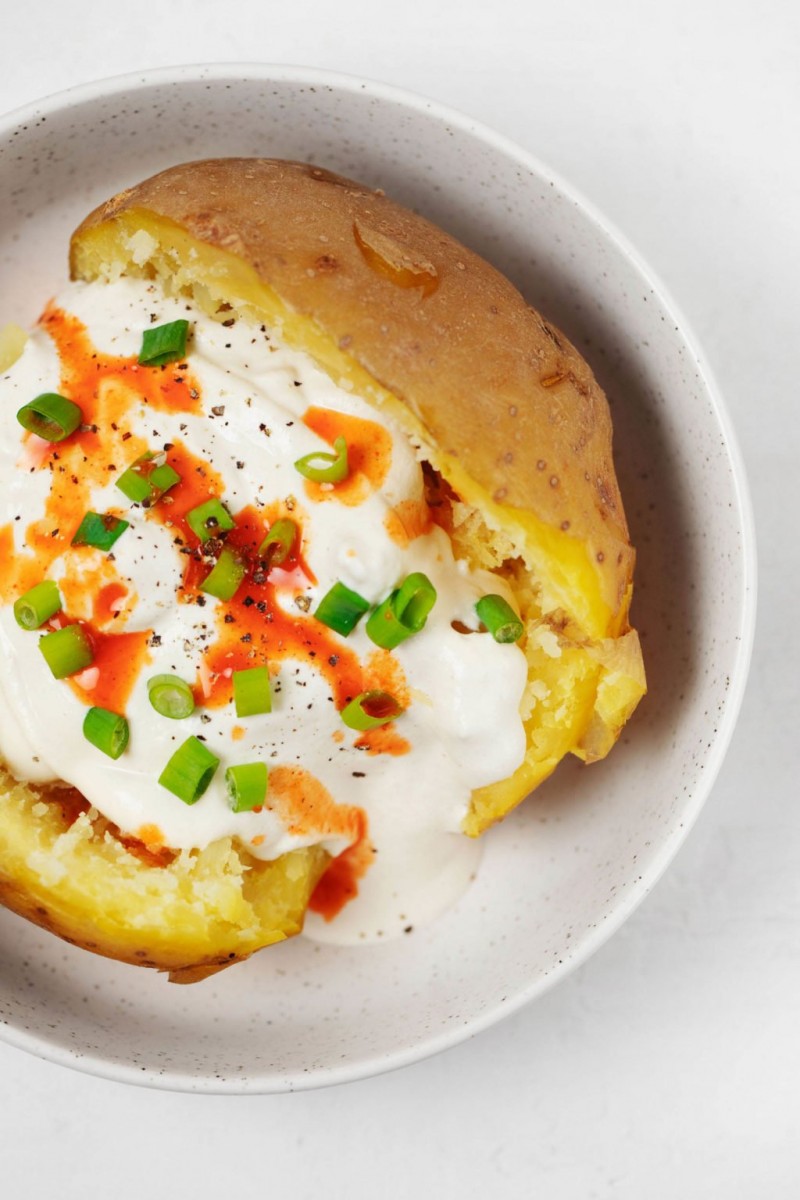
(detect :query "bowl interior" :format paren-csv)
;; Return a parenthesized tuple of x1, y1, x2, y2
(0, 66, 753, 1092)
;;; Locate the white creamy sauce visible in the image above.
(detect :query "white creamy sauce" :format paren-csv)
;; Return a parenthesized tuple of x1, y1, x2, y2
(0, 278, 527, 943)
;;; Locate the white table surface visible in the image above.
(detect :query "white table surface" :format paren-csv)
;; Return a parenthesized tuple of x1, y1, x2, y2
(1, 2, 798, 1196)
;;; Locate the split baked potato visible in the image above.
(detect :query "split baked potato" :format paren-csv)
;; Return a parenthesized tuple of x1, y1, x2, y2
(0, 159, 645, 980)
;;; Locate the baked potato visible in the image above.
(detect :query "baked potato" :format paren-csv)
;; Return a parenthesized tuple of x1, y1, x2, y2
(0, 158, 645, 981)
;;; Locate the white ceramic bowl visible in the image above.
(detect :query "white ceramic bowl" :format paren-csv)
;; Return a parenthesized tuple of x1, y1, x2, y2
(0, 64, 755, 1093)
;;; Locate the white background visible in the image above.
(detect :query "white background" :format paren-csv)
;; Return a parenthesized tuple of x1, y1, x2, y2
(1, 2, 798, 1196)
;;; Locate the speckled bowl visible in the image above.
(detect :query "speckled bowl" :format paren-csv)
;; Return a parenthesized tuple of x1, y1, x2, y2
(0, 64, 755, 1093)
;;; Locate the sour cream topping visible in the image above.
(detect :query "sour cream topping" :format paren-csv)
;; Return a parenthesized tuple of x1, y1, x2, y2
(0, 278, 527, 943)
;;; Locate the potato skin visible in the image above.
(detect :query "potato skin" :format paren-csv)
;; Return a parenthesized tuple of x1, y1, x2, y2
(72, 158, 633, 631)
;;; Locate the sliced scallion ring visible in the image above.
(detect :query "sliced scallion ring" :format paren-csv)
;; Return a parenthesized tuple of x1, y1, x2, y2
(147, 674, 196, 720)
(116, 452, 181, 505)
(83, 707, 129, 759)
(138, 319, 190, 367)
(366, 572, 437, 649)
(341, 690, 404, 731)
(314, 581, 370, 636)
(225, 762, 268, 813)
(200, 545, 247, 601)
(71, 511, 129, 552)
(39, 623, 94, 679)
(158, 736, 219, 805)
(186, 498, 235, 543)
(258, 517, 298, 566)
(475, 594, 524, 643)
(232, 665, 272, 717)
(294, 435, 349, 483)
(13, 579, 62, 630)
(16, 392, 83, 442)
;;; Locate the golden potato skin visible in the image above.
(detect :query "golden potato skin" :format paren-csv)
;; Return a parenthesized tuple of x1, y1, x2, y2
(72, 159, 632, 633)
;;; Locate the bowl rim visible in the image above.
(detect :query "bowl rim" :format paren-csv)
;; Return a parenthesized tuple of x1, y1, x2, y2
(0, 61, 757, 1094)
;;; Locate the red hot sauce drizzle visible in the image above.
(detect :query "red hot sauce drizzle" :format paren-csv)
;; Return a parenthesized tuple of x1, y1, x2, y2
(301, 405, 393, 507)
(266, 766, 373, 921)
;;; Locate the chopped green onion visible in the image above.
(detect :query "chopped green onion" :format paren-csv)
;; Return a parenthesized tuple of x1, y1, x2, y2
(232, 666, 272, 717)
(200, 545, 247, 601)
(16, 392, 83, 442)
(116, 452, 181, 506)
(147, 674, 195, 720)
(294, 435, 349, 483)
(71, 511, 129, 552)
(13, 580, 62, 630)
(475, 594, 524, 643)
(39, 623, 94, 679)
(341, 690, 405, 731)
(186, 498, 236, 543)
(83, 707, 129, 759)
(158, 736, 219, 805)
(314, 581, 370, 636)
(258, 517, 298, 566)
(138, 319, 190, 367)
(366, 572, 437, 649)
(225, 762, 268, 813)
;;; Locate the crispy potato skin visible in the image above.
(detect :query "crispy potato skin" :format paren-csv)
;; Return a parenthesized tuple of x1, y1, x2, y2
(73, 159, 632, 627)
(1, 159, 645, 982)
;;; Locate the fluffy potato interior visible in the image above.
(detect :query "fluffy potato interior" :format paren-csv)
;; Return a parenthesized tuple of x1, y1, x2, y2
(72, 208, 645, 835)
(0, 769, 329, 982)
